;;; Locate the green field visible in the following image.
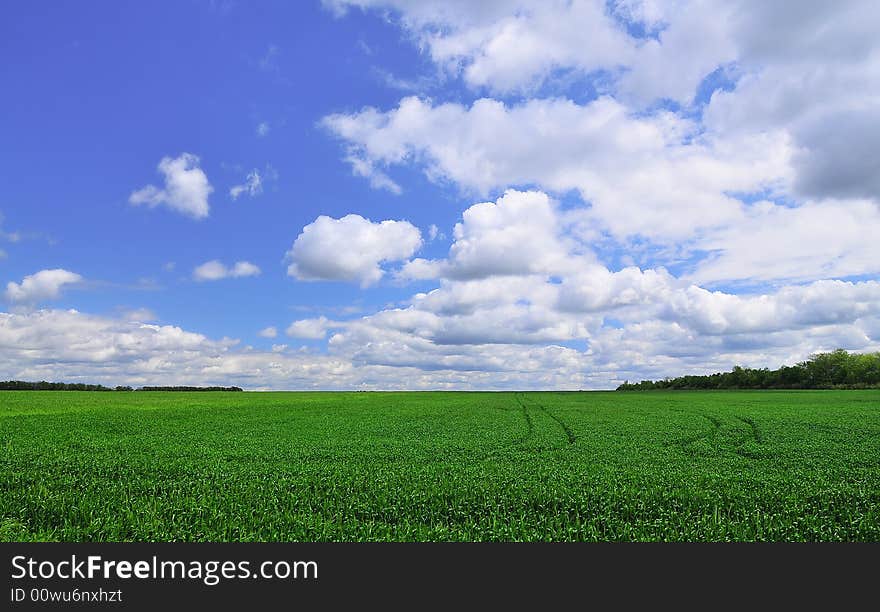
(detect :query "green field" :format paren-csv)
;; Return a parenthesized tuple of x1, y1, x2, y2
(2, 390, 878, 541)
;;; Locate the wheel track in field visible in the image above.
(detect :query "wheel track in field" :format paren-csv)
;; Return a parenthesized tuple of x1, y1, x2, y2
(513, 395, 536, 445)
(667, 414, 766, 459)
(735, 416, 763, 443)
(733, 416, 764, 459)
(517, 394, 576, 445)
(472, 395, 536, 460)
(667, 414, 721, 449)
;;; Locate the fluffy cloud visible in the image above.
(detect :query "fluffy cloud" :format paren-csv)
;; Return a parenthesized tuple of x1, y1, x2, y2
(2, 273, 879, 390)
(557, 266, 677, 313)
(343, 153, 402, 194)
(286, 214, 422, 287)
(193, 260, 261, 281)
(401, 192, 579, 282)
(326, 0, 634, 94)
(391, 189, 880, 337)
(129, 153, 213, 219)
(0, 309, 219, 365)
(324, 1, 730, 100)
(286, 316, 333, 339)
(5, 269, 83, 305)
(229, 169, 263, 200)
(323, 96, 790, 242)
(403, 190, 590, 282)
(615, 2, 737, 104)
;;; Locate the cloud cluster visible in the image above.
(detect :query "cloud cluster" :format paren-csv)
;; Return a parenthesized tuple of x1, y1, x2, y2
(130, 153, 213, 219)
(374, 191, 880, 341)
(275, 189, 878, 387)
(328, 1, 879, 108)
(0, 308, 546, 390)
(321, 1, 880, 287)
(3, 254, 879, 389)
(9, 2, 878, 390)
(10, 184, 875, 389)
(325, 97, 880, 283)
(322, 96, 790, 243)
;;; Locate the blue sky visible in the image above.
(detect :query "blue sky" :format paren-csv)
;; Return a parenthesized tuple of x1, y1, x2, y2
(2, 1, 879, 389)
(2, 1, 452, 340)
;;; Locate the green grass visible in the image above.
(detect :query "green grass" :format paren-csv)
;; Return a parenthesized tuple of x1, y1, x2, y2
(1, 390, 878, 541)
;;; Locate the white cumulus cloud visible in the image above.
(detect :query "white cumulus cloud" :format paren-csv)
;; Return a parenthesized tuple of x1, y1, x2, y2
(5, 269, 83, 306)
(399, 190, 589, 282)
(286, 214, 422, 287)
(286, 316, 333, 339)
(129, 153, 213, 219)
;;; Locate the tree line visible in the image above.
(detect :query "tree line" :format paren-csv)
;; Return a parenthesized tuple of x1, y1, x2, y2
(0, 381, 243, 392)
(139, 386, 243, 392)
(617, 349, 880, 391)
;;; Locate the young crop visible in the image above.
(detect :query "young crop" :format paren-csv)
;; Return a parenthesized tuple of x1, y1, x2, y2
(1, 390, 878, 541)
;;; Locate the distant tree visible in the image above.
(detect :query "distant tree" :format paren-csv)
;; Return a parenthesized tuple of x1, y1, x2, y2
(0, 381, 243, 392)
(138, 386, 244, 392)
(616, 350, 880, 391)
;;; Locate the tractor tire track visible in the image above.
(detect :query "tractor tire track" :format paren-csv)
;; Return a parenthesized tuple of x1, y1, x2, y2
(667, 414, 721, 449)
(513, 395, 536, 445)
(735, 416, 763, 443)
(472, 396, 537, 461)
(519, 394, 576, 445)
(733, 416, 764, 459)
